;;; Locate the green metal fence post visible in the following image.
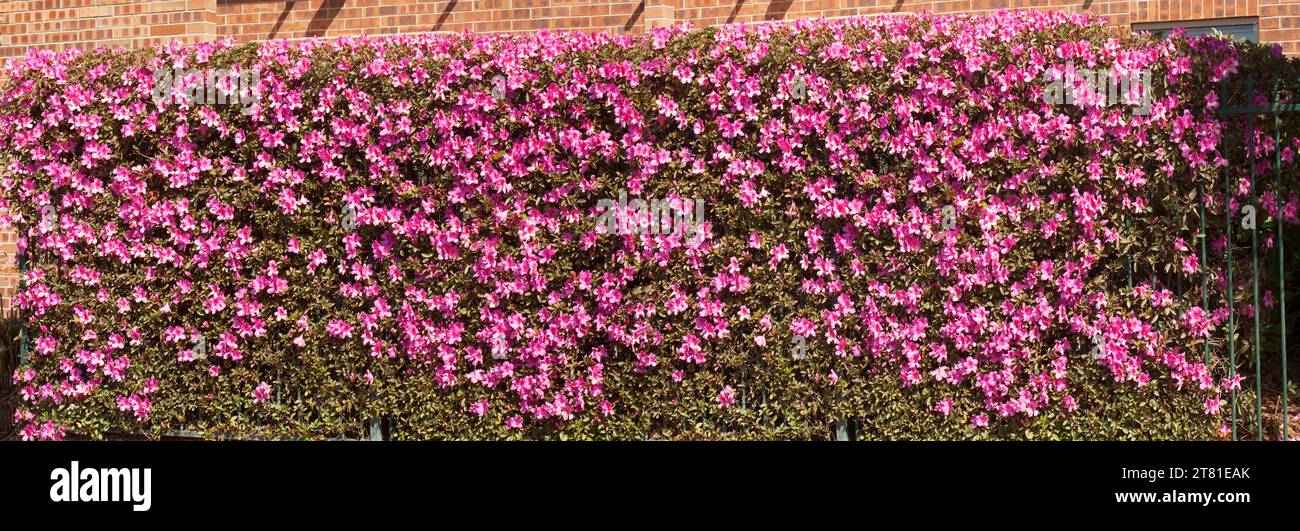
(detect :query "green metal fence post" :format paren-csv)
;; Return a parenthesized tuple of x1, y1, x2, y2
(1246, 78, 1264, 440)
(1274, 78, 1289, 441)
(16, 238, 27, 367)
(1223, 79, 1238, 441)
(1199, 184, 1210, 365)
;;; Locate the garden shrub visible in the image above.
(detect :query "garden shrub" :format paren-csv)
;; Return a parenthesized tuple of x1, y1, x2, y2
(1, 12, 1296, 440)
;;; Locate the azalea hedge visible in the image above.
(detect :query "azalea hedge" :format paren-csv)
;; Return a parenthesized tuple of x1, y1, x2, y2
(2, 13, 1297, 440)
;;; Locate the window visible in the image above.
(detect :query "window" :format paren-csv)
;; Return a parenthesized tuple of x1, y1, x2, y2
(1133, 17, 1258, 43)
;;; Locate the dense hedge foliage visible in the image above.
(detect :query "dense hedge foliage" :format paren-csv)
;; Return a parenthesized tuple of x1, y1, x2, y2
(3, 13, 1297, 440)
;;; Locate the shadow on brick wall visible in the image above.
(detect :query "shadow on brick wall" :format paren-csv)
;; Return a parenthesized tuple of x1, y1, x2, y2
(726, 0, 743, 24)
(765, 0, 792, 20)
(0, 307, 19, 440)
(624, 0, 644, 31)
(435, 0, 460, 31)
(258, 0, 347, 39)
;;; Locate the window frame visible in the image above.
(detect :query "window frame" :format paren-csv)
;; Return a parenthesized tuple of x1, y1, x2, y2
(1132, 17, 1259, 42)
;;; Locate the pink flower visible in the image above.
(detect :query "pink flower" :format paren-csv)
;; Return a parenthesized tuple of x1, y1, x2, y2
(933, 397, 953, 416)
(326, 320, 353, 339)
(1222, 374, 1244, 391)
(252, 382, 271, 404)
(1183, 307, 1211, 338)
(0, 13, 1248, 439)
(115, 394, 152, 421)
(716, 386, 736, 408)
(790, 317, 817, 337)
(1204, 396, 1223, 415)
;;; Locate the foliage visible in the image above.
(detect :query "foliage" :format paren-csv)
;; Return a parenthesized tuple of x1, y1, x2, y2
(1, 13, 1296, 440)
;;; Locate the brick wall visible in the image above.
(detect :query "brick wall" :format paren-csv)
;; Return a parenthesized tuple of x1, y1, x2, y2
(0, 0, 219, 59)
(205, 1, 1299, 46)
(0, 0, 1297, 310)
(6, 2, 1296, 56)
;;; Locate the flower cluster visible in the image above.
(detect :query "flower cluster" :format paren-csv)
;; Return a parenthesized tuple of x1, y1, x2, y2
(2, 12, 1295, 440)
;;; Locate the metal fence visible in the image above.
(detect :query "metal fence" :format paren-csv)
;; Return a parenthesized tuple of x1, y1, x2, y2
(1205, 76, 1296, 441)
